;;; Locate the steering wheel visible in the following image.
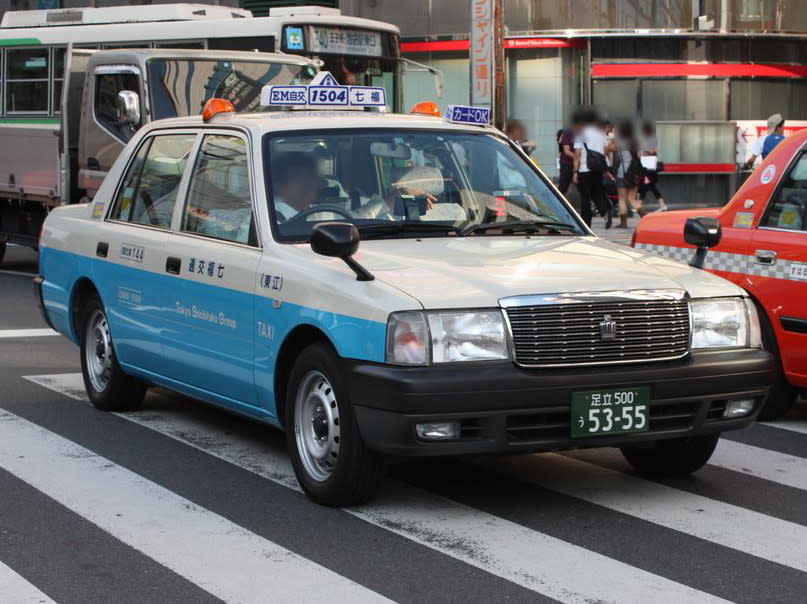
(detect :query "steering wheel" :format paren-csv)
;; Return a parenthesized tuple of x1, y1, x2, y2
(287, 204, 353, 222)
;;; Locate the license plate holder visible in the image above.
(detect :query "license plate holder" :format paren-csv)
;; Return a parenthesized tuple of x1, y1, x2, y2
(571, 387, 650, 438)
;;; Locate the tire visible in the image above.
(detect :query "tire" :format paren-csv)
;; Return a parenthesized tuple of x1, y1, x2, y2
(285, 342, 383, 506)
(79, 294, 146, 412)
(756, 303, 798, 421)
(621, 434, 719, 476)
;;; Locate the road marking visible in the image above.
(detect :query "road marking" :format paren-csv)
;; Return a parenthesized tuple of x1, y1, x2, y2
(24, 373, 729, 604)
(0, 560, 56, 604)
(0, 409, 390, 604)
(496, 453, 807, 574)
(0, 328, 59, 338)
(0, 269, 37, 277)
(711, 439, 807, 492)
(762, 420, 807, 436)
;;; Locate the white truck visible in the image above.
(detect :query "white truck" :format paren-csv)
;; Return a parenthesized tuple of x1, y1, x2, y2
(0, 47, 316, 262)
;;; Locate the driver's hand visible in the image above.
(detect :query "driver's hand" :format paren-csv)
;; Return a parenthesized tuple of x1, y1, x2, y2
(398, 186, 436, 210)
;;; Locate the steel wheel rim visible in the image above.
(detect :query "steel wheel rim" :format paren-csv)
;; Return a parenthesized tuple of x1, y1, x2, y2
(85, 309, 112, 393)
(294, 370, 341, 482)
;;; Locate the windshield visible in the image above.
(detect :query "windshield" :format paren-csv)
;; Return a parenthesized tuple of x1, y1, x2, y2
(148, 59, 315, 120)
(265, 129, 586, 241)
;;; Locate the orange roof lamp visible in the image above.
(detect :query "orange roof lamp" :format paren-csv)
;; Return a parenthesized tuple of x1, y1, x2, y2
(409, 101, 441, 117)
(201, 98, 236, 121)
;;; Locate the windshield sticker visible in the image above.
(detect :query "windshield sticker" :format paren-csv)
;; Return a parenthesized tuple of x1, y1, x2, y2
(733, 212, 755, 228)
(92, 202, 104, 218)
(120, 243, 144, 263)
(260, 273, 283, 291)
(760, 165, 776, 184)
(188, 258, 224, 279)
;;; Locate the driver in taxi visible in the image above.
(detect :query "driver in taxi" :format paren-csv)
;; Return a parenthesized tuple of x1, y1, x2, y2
(272, 152, 438, 221)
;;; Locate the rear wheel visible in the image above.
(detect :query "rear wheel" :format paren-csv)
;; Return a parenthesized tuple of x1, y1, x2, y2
(79, 294, 146, 411)
(285, 342, 383, 506)
(621, 434, 719, 476)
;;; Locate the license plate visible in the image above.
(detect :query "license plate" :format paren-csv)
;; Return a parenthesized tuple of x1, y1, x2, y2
(571, 387, 650, 438)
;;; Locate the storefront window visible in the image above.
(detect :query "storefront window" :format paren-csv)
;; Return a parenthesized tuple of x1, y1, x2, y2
(641, 80, 725, 121)
(730, 79, 807, 121)
(592, 79, 637, 120)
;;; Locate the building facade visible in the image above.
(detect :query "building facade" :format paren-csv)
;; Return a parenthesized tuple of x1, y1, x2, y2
(340, 0, 807, 205)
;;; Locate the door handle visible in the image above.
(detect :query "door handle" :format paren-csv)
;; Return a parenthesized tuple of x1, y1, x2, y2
(754, 249, 777, 265)
(165, 256, 181, 275)
(96, 241, 108, 258)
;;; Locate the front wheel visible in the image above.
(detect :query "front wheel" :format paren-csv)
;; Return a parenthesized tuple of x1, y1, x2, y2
(79, 295, 146, 411)
(285, 342, 383, 506)
(621, 434, 719, 476)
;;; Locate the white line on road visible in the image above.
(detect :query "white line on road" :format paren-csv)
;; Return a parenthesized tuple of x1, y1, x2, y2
(497, 453, 807, 574)
(761, 420, 807, 436)
(24, 373, 730, 604)
(711, 439, 807, 492)
(0, 560, 56, 604)
(0, 409, 390, 604)
(0, 329, 59, 339)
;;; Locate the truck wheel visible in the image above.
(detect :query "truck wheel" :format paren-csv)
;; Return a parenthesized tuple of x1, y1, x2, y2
(285, 342, 383, 506)
(79, 295, 146, 412)
(756, 303, 798, 421)
(621, 434, 719, 476)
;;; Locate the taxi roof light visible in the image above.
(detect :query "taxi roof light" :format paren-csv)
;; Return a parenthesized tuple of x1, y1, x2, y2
(410, 101, 441, 117)
(201, 98, 235, 122)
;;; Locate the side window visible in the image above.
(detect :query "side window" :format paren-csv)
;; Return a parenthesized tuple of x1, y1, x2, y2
(6, 47, 49, 113)
(761, 153, 807, 232)
(181, 134, 255, 245)
(109, 133, 197, 229)
(95, 72, 141, 141)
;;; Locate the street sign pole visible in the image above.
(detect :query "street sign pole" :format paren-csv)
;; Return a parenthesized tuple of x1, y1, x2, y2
(470, 0, 495, 125)
(493, 0, 505, 130)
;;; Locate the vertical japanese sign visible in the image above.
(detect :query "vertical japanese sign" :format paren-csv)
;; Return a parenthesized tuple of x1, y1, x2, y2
(471, 0, 493, 108)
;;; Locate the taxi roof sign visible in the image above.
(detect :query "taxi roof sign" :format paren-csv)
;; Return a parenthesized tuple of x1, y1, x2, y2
(261, 71, 386, 110)
(444, 105, 490, 126)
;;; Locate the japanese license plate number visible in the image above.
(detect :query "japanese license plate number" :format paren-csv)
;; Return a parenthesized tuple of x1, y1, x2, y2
(571, 387, 650, 438)
(790, 262, 807, 281)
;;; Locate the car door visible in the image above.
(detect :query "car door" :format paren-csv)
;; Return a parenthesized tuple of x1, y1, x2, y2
(96, 131, 199, 375)
(747, 150, 807, 385)
(161, 131, 261, 408)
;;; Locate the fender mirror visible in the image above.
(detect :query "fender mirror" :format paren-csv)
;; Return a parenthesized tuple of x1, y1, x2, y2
(310, 222, 374, 281)
(684, 217, 721, 269)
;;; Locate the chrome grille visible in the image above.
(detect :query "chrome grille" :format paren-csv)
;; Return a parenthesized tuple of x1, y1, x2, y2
(503, 290, 690, 367)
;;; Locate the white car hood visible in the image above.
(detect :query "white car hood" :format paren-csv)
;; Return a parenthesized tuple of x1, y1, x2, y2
(353, 236, 743, 309)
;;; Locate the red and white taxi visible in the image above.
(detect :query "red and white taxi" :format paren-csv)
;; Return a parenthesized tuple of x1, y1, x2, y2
(634, 130, 807, 420)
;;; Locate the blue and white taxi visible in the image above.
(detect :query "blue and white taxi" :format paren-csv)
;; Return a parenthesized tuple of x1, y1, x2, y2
(36, 75, 773, 505)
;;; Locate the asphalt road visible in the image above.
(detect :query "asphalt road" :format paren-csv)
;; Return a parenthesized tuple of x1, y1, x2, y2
(2, 244, 807, 604)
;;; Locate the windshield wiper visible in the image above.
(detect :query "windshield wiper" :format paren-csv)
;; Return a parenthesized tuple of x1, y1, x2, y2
(460, 220, 579, 237)
(356, 222, 460, 239)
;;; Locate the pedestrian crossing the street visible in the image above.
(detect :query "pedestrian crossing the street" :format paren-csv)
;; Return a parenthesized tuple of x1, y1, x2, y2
(3, 372, 807, 604)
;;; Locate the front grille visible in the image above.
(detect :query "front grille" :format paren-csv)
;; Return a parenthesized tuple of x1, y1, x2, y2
(505, 294, 690, 367)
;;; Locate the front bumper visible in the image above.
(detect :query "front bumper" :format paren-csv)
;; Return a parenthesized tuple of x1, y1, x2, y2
(348, 349, 773, 456)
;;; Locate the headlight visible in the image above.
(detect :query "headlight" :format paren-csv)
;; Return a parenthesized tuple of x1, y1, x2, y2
(386, 310, 509, 364)
(691, 297, 761, 349)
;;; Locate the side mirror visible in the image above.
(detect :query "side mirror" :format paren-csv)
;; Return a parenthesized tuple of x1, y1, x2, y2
(684, 217, 721, 269)
(116, 90, 141, 126)
(310, 222, 374, 281)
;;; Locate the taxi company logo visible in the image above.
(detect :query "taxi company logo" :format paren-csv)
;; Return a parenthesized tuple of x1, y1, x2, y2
(760, 164, 776, 184)
(599, 314, 617, 340)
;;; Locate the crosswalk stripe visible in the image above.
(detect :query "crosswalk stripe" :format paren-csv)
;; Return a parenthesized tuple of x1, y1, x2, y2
(496, 453, 807, 574)
(0, 329, 59, 338)
(0, 409, 390, 604)
(762, 420, 807, 436)
(0, 560, 56, 604)
(24, 373, 730, 604)
(710, 438, 807, 492)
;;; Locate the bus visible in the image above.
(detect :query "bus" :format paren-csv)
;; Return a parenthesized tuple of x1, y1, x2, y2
(0, 3, 404, 110)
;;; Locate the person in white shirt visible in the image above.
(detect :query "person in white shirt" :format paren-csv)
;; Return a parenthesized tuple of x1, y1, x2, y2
(743, 113, 785, 170)
(573, 109, 614, 227)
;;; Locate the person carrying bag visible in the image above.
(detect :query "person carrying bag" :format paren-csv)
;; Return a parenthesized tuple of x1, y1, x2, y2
(573, 109, 614, 227)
